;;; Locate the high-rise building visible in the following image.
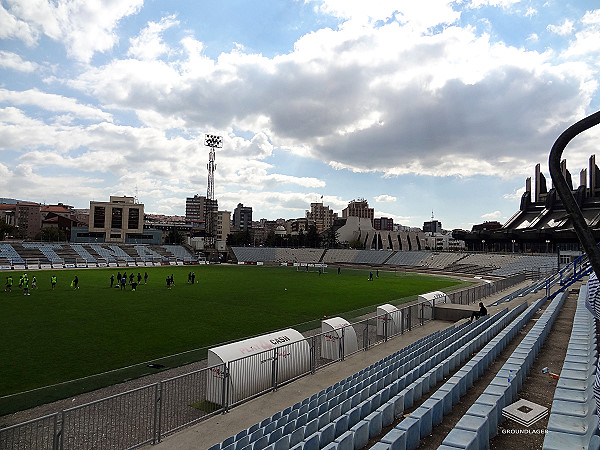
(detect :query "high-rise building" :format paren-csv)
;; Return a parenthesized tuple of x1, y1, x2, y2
(15, 202, 41, 239)
(233, 203, 252, 232)
(342, 199, 374, 225)
(423, 219, 443, 233)
(306, 202, 338, 232)
(89, 196, 144, 243)
(185, 195, 207, 225)
(374, 217, 394, 231)
(216, 210, 231, 243)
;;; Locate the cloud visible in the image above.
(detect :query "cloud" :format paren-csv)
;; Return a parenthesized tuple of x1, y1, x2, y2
(481, 210, 502, 220)
(0, 4, 38, 46)
(374, 194, 397, 202)
(65, 16, 594, 181)
(469, 0, 521, 9)
(128, 15, 179, 61)
(547, 19, 574, 36)
(562, 10, 600, 59)
(0, 89, 112, 121)
(1, 0, 144, 62)
(311, 0, 460, 31)
(0, 51, 38, 72)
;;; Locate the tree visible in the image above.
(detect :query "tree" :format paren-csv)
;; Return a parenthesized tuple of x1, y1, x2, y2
(0, 219, 14, 240)
(306, 225, 321, 248)
(35, 227, 68, 242)
(227, 229, 252, 246)
(348, 239, 364, 249)
(324, 227, 340, 248)
(165, 229, 184, 244)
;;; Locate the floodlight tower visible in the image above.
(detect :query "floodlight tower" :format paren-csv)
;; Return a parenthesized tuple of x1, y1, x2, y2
(204, 134, 223, 247)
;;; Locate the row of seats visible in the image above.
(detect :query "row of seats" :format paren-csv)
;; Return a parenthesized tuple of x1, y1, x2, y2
(229, 247, 559, 277)
(374, 302, 530, 449)
(209, 304, 521, 450)
(207, 324, 461, 450)
(543, 286, 599, 449)
(0, 243, 24, 264)
(352, 251, 390, 265)
(0, 243, 195, 266)
(274, 248, 325, 263)
(208, 321, 482, 450)
(440, 291, 566, 449)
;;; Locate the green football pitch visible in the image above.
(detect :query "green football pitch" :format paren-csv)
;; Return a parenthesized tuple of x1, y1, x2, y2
(0, 264, 469, 413)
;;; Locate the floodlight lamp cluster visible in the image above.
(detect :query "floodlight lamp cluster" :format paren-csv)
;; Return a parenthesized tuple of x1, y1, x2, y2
(204, 134, 223, 148)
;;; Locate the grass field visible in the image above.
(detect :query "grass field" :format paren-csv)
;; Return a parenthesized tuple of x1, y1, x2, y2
(0, 264, 469, 413)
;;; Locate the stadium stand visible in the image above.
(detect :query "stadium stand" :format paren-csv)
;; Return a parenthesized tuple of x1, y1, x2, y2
(22, 243, 63, 265)
(134, 245, 166, 262)
(274, 248, 325, 263)
(0, 243, 196, 268)
(384, 251, 429, 267)
(543, 286, 599, 450)
(322, 249, 359, 264)
(352, 250, 391, 265)
(0, 243, 25, 265)
(162, 245, 196, 263)
(208, 304, 533, 449)
(231, 247, 276, 263)
(70, 244, 98, 263)
(419, 252, 465, 270)
(440, 292, 566, 449)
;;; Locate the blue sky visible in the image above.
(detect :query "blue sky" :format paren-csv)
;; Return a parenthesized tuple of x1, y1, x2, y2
(1, 0, 600, 230)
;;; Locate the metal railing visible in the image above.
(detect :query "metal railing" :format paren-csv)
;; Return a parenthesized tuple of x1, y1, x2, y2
(446, 273, 525, 305)
(1, 296, 437, 449)
(0, 273, 528, 449)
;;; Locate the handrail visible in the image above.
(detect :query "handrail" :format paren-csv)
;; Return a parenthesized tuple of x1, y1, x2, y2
(549, 110, 600, 278)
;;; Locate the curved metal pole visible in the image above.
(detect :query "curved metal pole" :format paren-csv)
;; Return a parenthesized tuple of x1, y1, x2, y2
(548, 110, 600, 278)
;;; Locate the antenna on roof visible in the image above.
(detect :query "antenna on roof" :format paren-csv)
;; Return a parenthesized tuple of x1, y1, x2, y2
(431, 210, 434, 220)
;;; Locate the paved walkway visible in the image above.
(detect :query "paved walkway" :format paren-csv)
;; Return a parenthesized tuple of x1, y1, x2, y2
(148, 281, 543, 449)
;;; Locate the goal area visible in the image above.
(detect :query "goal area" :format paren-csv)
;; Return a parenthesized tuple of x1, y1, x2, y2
(295, 263, 328, 273)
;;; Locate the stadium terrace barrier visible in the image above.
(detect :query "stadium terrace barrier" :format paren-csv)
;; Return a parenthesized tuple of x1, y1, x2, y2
(445, 273, 526, 305)
(0, 297, 438, 449)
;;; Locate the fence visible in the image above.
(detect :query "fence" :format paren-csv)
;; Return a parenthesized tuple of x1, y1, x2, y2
(445, 273, 525, 305)
(1, 295, 440, 449)
(0, 274, 523, 449)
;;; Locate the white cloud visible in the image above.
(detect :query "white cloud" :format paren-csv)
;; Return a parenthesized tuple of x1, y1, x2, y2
(503, 186, 525, 200)
(0, 51, 38, 72)
(547, 19, 574, 36)
(0, 89, 112, 121)
(0, 4, 38, 46)
(128, 15, 179, 61)
(562, 10, 600, 59)
(1, 0, 144, 62)
(481, 210, 502, 220)
(312, 0, 460, 31)
(64, 16, 593, 180)
(469, 0, 521, 9)
(374, 194, 397, 202)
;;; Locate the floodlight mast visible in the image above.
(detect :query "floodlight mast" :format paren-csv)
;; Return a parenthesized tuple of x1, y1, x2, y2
(204, 134, 223, 248)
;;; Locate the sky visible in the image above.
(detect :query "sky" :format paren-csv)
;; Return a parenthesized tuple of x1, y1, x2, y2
(1, 0, 600, 230)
